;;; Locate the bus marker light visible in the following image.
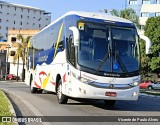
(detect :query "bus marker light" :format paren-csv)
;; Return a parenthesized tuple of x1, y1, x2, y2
(105, 92, 117, 97)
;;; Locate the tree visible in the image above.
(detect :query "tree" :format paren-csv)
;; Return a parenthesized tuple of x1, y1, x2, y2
(140, 39, 151, 78)
(101, 8, 139, 28)
(144, 17, 160, 77)
(0, 34, 3, 41)
(13, 34, 31, 81)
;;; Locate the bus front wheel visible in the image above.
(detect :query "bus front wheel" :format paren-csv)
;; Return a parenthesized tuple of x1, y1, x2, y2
(56, 80, 68, 104)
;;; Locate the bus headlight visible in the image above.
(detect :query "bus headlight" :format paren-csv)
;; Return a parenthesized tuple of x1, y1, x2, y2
(129, 82, 139, 87)
(79, 77, 93, 84)
(72, 72, 93, 84)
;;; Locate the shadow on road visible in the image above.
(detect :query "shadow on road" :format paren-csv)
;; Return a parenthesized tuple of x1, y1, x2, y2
(66, 95, 160, 112)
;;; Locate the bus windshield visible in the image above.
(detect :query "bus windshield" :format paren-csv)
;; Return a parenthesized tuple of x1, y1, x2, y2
(78, 22, 140, 75)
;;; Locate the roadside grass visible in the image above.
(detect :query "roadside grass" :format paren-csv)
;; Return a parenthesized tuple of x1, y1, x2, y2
(0, 90, 12, 125)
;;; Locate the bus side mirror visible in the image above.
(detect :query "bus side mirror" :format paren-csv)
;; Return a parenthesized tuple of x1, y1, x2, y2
(69, 26, 79, 46)
(139, 35, 151, 54)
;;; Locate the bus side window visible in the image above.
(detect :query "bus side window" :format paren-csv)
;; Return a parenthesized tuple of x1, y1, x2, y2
(67, 35, 75, 65)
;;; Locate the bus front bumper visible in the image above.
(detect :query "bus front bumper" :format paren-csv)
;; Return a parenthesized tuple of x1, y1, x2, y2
(67, 78, 139, 101)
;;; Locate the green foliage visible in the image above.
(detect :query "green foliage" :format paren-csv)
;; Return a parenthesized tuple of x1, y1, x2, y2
(140, 39, 151, 78)
(145, 17, 160, 75)
(104, 8, 139, 27)
(13, 34, 31, 64)
(0, 91, 12, 125)
(0, 34, 3, 40)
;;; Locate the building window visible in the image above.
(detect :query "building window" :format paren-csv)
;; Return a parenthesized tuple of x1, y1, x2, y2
(15, 7, 16, 11)
(39, 24, 41, 28)
(20, 22, 22, 25)
(21, 8, 23, 12)
(13, 27, 15, 30)
(0, 5, 2, 9)
(0, 26, 1, 29)
(34, 10, 36, 14)
(6, 34, 8, 37)
(129, 0, 137, 5)
(10, 51, 15, 56)
(142, 0, 150, 4)
(156, 12, 160, 16)
(6, 27, 8, 30)
(21, 15, 23, 19)
(157, 0, 160, 4)
(26, 22, 29, 25)
(28, 9, 29, 13)
(7, 13, 9, 15)
(11, 37, 16, 42)
(27, 16, 29, 20)
(14, 21, 15, 24)
(141, 12, 149, 17)
(33, 23, 35, 26)
(0, 19, 1, 22)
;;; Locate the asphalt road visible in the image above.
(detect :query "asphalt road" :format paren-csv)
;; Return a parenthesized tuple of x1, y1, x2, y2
(0, 81, 160, 125)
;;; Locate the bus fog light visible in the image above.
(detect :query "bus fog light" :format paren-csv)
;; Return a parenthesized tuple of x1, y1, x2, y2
(132, 92, 138, 97)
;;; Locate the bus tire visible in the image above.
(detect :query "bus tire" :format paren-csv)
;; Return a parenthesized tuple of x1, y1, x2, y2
(56, 80, 68, 104)
(30, 77, 38, 93)
(104, 100, 116, 107)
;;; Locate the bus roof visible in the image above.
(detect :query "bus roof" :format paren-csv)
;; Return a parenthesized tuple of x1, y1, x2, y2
(35, 11, 133, 37)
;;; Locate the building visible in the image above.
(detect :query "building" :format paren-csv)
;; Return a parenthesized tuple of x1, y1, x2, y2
(0, 42, 7, 78)
(7, 29, 39, 79)
(0, 1, 51, 40)
(126, 0, 160, 34)
(0, 1, 51, 80)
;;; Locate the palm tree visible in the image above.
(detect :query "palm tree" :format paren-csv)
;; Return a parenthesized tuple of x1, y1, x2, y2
(101, 8, 140, 28)
(13, 34, 31, 81)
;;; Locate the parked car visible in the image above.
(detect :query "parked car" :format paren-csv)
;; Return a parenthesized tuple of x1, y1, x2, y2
(139, 80, 153, 89)
(6, 74, 20, 80)
(148, 81, 160, 90)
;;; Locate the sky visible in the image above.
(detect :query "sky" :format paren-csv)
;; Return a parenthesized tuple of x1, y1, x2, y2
(4, 0, 126, 21)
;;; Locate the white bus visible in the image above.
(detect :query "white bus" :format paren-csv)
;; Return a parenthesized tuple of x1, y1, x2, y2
(26, 11, 148, 106)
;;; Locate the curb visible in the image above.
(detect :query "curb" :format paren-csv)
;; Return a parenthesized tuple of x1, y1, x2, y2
(0, 81, 25, 84)
(140, 90, 160, 96)
(1, 90, 18, 125)
(141, 91, 160, 96)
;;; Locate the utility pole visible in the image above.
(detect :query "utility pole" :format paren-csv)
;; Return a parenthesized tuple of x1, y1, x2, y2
(5, 44, 11, 80)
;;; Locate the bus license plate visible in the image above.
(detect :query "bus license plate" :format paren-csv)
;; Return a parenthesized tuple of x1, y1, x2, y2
(105, 92, 117, 97)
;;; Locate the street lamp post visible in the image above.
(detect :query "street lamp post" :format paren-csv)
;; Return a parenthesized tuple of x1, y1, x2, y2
(5, 44, 11, 81)
(22, 47, 25, 82)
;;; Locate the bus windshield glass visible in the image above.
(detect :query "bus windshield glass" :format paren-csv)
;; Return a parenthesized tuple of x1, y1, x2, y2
(78, 22, 140, 74)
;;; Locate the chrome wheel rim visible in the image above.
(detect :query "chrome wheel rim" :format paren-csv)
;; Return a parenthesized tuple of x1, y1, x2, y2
(57, 84, 62, 100)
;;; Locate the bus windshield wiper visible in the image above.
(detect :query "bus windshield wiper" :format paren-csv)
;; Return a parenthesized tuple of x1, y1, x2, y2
(94, 50, 110, 75)
(114, 51, 129, 75)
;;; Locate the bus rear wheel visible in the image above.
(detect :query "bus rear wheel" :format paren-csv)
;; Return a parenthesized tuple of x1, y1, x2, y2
(30, 77, 38, 93)
(104, 100, 116, 107)
(56, 80, 68, 104)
